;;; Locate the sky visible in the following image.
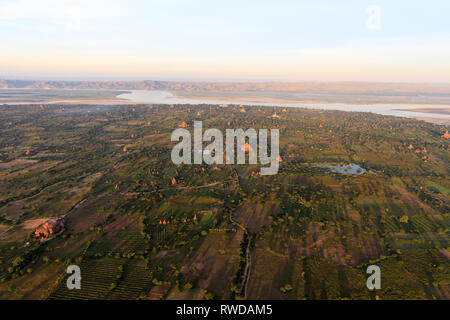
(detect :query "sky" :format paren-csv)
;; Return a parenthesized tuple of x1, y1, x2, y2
(1, 0, 450, 82)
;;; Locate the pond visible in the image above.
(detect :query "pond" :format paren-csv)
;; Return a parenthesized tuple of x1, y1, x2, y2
(312, 163, 377, 175)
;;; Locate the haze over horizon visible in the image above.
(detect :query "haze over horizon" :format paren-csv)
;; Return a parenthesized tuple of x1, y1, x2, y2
(1, 0, 450, 82)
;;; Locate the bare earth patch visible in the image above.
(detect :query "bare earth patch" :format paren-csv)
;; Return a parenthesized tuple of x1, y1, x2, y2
(20, 218, 54, 230)
(0, 158, 38, 169)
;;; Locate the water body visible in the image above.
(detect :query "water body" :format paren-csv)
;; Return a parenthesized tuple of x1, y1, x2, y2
(312, 163, 377, 175)
(118, 90, 450, 122)
(2, 88, 449, 122)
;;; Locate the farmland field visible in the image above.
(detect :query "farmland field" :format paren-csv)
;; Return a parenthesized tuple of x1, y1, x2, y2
(0, 103, 448, 300)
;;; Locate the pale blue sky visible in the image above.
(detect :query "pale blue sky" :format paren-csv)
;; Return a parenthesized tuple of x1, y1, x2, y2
(1, 0, 450, 81)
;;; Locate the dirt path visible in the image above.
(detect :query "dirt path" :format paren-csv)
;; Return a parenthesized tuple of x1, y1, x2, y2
(125, 179, 235, 196)
(228, 169, 251, 299)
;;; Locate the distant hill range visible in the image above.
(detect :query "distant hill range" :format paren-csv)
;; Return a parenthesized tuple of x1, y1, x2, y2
(2, 79, 450, 105)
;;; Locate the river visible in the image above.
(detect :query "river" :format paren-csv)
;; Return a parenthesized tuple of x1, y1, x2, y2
(118, 90, 450, 123)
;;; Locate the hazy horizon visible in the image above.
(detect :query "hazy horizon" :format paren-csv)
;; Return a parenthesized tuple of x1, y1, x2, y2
(2, 77, 450, 85)
(1, 0, 450, 82)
